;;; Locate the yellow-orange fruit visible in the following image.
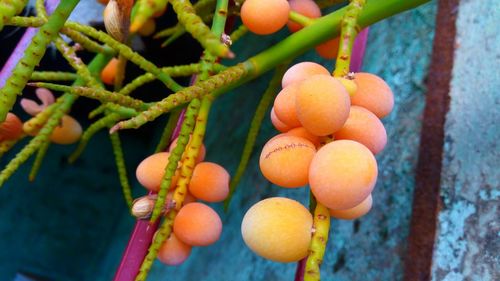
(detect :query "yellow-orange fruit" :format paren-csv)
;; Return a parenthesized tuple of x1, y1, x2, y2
(259, 135, 316, 188)
(169, 136, 206, 164)
(189, 162, 230, 202)
(334, 106, 387, 154)
(50, 115, 82, 145)
(352, 73, 394, 118)
(287, 0, 321, 32)
(309, 140, 378, 210)
(270, 107, 292, 133)
(296, 75, 351, 136)
(183, 191, 197, 205)
(274, 84, 301, 128)
(315, 37, 339, 59)
(173, 202, 222, 246)
(100, 58, 119, 85)
(281, 62, 330, 88)
(0, 113, 23, 141)
(136, 152, 179, 192)
(285, 127, 320, 147)
(137, 19, 156, 36)
(329, 194, 373, 220)
(241, 197, 312, 262)
(241, 0, 290, 35)
(158, 233, 192, 265)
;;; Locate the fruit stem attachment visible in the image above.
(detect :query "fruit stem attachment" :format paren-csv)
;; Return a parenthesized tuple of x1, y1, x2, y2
(333, 0, 366, 77)
(304, 203, 331, 281)
(289, 11, 316, 27)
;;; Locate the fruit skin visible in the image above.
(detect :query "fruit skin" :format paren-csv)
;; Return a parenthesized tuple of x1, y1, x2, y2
(50, 115, 82, 145)
(352, 72, 394, 118)
(100, 58, 119, 85)
(329, 194, 373, 220)
(189, 162, 230, 202)
(157, 233, 192, 265)
(285, 127, 320, 147)
(241, 0, 290, 35)
(0, 113, 23, 141)
(287, 0, 321, 32)
(173, 202, 222, 246)
(259, 135, 316, 188)
(270, 107, 292, 133)
(309, 140, 378, 210)
(334, 106, 387, 154)
(281, 62, 330, 88)
(274, 83, 301, 128)
(296, 74, 351, 136)
(315, 37, 340, 59)
(136, 152, 179, 192)
(241, 197, 313, 262)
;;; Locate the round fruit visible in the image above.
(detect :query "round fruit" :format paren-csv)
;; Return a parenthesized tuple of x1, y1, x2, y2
(241, 197, 313, 262)
(270, 107, 292, 133)
(309, 140, 378, 210)
(315, 37, 340, 59)
(173, 202, 222, 246)
(296, 75, 350, 136)
(274, 83, 301, 128)
(259, 135, 316, 188)
(282, 62, 330, 88)
(50, 115, 82, 145)
(287, 0, 321, 32)
(285, 127, 320, 147)
(100, 58, 119, 85)
(352, 73, 394, 118)
(329, 194, 373, 220)
(158, 233, 192, 265)
(136, 152, 179, 192)
(189, 162, 230, 202)
(241, 0, 290, 35)
(334, 106, 387, 154)
(0, 113, 23, 141)
(137, 19, 156, 36)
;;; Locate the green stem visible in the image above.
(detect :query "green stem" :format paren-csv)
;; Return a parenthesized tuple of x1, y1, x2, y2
(224, 62, 289, 211)
(289, 11, 315, 27)
(304, 202, 331, 281)
(109, 132, 134, 209)
(0, 0, 80, 122)
(333, 0, 366, 77)
(155, 109, 182, 153)
(31, 71, 78, 81)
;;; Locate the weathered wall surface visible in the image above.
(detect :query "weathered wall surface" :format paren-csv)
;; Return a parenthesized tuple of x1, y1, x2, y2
(430, 1, 500, 280)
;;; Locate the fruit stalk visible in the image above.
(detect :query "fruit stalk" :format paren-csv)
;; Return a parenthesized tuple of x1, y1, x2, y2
(304, 203, 331, 281)
(0, 0, 80, 122)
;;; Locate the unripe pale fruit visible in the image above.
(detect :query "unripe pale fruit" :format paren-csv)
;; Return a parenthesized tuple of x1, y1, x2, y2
(136, 152, 179, 192)
(50, 115, 82, 144)
(287, 0, 321, 32)
(270, 107, 292, 133)
(158, 234, 192, 265)
(285, 127, 320, 147)
(241, 197, 313, 262)
(169, 136, 206, 164)
(352, 73, 394, 118)
(315, 37, 339, 59)
(296, 75, 351, 136)
(309, 140, 378, 210)
(174, 202, 222, 246)
(259, 135, 316, 188)
(241, 0, 290, 35)
(334, 106, 387, 154)
(189, 162, 230, 202)
(274, 84, 301, 128)
(329, 194, 373, 220)
(281, 62, 330, 88)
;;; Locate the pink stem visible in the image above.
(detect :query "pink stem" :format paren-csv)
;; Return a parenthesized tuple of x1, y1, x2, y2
(294, 27, 369, 281)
